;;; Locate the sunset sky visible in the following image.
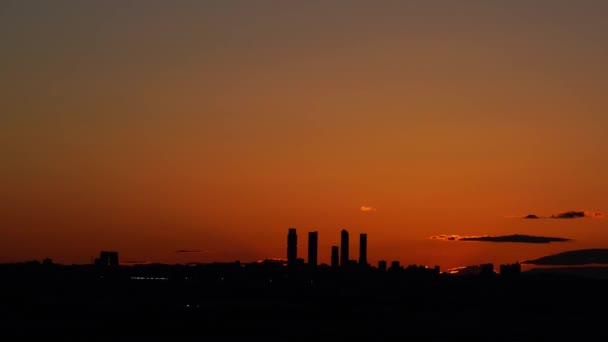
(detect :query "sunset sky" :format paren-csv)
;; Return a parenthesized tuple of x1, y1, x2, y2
(2, 1, 607, 270)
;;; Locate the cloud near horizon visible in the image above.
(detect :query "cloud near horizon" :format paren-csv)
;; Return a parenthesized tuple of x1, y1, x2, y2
(360, 206, 377, 212)
(521, 211, 605, 219)
(175, 250, 212, 253)
(120, 260, 152, 265)
(431, 234, 571, 243)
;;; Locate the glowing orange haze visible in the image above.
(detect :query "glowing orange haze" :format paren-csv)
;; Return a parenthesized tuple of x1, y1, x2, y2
(1, 2, 608, 271)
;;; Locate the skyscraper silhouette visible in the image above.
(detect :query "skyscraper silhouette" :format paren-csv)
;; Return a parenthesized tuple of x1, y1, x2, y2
(359, 233, 367, 266)
(287, 228, 297, 267)
(308, 231, 318, 267)
(340, 229, 349, 267)
(331, 246, 339, 268)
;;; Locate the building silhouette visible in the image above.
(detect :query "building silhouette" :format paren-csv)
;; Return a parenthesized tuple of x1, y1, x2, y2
(480, 263, 495, 276)
(378, 260, 387, 271)
(340, 229, 349, 267)
(331, 246, 339, 268)
(287, 228, 297, 267)
(308, 231, 318, 267)
(500, 262, 521, 276)
(359, 233, 367, 266)
(94, 251, 119, 267)
(390, 261, 401, 271)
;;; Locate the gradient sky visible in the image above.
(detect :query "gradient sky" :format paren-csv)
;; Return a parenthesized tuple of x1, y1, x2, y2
(2, 1, 608, 270)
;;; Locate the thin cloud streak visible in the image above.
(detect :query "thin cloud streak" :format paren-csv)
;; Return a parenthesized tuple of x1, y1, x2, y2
(360, 206, 377, 212)
(521, 211, 605, 219)
(431, 234, 571, 244)
(120, 261, 152, 265)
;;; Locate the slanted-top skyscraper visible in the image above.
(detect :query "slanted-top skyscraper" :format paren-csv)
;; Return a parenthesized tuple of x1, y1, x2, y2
(359, 233, 367, 265)
(340, 229, 349, 267)
(308, 231, 318, 267)
(287, 228, 297, 267)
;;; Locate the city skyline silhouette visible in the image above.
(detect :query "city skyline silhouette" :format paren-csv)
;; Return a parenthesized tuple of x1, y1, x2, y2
(3, 2, 608, 271)
(4, 231, 608, 338)
(9, 226, 608, 278)
(2, 1, 608, 338)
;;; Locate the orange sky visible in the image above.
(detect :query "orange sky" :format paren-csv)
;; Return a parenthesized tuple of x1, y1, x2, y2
(1, 2, 608, 270)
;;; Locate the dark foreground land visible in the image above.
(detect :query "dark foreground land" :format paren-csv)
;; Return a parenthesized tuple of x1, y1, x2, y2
(1, 262, 607, 340)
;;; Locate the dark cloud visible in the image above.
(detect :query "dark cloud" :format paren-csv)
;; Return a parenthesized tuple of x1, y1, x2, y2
(551, 211, 586, 219)
(121, 260, 152, 265)
(520, 211, 605, 219)
(431, 234, 570, 244)
(431, 235, 459, 241)
(522, 249, 608, 265)
(175, 250, 211, 253)
(460, 235, 570, 243)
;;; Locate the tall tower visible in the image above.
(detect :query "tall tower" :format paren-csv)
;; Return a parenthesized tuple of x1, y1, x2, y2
(331, 246, 339, 268)
(308, 231, 318, 267)
(340, 229, 349, 267)
(359, 233, 367, 266)
(287, 228, 297, 267)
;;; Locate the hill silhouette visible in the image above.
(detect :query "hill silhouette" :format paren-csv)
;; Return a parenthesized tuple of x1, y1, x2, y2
(522, 248, 608, 265)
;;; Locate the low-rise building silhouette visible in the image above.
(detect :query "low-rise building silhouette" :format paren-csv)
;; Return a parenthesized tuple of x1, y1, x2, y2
(480, 263, 495, 276)
(94, 251, 119, 267)
(500, 262, 521, 276)
(378, 260, 387, 271)
(390, 261, 401, 271)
